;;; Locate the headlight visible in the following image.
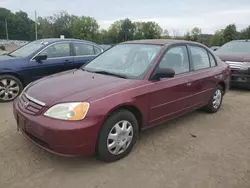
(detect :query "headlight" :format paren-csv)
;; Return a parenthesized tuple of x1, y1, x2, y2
(240, 62, 250, 70)
(44, 102, 90, 120)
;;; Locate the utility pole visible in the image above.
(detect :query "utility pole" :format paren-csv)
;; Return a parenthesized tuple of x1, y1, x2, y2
(5, 18, 9, 40)
(35, 11, 38, 40)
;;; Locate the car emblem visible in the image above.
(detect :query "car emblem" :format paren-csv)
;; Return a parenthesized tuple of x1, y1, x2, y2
(23, 101, 29, 108)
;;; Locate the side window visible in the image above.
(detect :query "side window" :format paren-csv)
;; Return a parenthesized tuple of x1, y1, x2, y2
(73, 43, 95, 56)
(39, 43, 70, 58)
(208, 53, 216, 67)
(189, 46, 210, 70)
(158, 45, 190, 74)
(94, 46, 102, 55)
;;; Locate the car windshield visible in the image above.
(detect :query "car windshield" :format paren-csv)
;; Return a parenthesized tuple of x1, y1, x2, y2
(9, 41, 46, 57)
(83, 44, 162, 79)
(217, 41, 250, 53)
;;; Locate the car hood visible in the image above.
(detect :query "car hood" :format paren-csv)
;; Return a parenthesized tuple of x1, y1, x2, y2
(0, 55, 24, 66)
(215, 52, 250, 62)
(25, 69, 135, 106)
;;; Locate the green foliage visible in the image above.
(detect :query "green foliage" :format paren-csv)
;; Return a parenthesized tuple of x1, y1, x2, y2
(191, 27, 202, 41)
(0, 8, 164, 43)
(239, 26, 250, 39)
(0, 8, 250, 46)
(0, 8, 35, 40)
(222, 24, 238, 43)
(209, 30, 224, 46)
(71, 16, 99, 42)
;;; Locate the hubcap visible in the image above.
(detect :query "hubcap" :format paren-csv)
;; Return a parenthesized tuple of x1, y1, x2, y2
(107, 120, 133, 155)
(213, 89, 222, 109)
(0, 79, 20, 101)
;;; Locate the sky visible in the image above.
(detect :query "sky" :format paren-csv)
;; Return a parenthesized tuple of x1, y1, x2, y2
(1, 0, 250, 36)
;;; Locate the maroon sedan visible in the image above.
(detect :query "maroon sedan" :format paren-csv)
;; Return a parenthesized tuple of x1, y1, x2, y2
(13, 39, 230, 162)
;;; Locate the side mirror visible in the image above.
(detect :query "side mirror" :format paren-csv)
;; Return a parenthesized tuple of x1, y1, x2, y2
(34, 54, 47, 62)
(152, 68, 175, 80)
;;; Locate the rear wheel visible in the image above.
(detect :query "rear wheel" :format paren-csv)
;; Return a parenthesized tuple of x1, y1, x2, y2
(97, 109, 139, 162)
(203, 85, 223, 113)
(0, 75, 23, 102)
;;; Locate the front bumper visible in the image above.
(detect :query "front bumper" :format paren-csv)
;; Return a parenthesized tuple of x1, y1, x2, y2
(13, 99, 101, 157)
(230, 69, 250, 89)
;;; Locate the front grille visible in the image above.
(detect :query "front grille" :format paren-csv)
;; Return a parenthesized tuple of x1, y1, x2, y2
(231, 69, 239, 74)
(225, 61, 243, 70)
(18, 94, 44, 115)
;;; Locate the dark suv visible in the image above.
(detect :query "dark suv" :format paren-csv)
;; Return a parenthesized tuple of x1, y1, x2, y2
(215, 39, 250, 89)
(0, 38, 103, 102)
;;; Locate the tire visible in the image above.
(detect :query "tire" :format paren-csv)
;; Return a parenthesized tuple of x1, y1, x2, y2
(96, 109, 139, 162)
(0, 75, 23, 102)
(203, 85, 223, 113)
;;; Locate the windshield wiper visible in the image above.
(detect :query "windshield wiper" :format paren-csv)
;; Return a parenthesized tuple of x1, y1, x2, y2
(6, 53, 15, 57)
(92, 70, 127, 79)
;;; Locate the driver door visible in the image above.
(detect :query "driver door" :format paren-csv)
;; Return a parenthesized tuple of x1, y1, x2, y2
(28, 42, 73, 82)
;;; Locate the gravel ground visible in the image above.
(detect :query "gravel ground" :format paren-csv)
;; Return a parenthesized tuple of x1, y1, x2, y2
(0, 90, 250, 188)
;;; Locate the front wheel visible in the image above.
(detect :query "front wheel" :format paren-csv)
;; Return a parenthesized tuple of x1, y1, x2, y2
(96, 109, 139, 162)
(0, 75, 23, 102)
(203, 85, 223, 113)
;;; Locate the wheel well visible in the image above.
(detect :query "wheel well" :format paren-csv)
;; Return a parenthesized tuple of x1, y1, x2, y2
(0, 72, 24, 86)
(218, 81, 226, 93)
(111, 105, 143, 131)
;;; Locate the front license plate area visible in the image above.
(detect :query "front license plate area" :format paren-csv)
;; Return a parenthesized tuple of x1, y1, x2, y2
(26, 121, 44, 138)
(17, 114, 26, 131)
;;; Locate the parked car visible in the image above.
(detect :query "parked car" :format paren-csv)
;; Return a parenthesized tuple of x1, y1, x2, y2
(210, 46, 220, 51)
(0, 38, 103, 102)
(13, 39, 230, 162)
(214, 39, 250, 89)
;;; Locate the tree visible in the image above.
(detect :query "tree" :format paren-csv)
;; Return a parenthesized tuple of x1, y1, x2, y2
(0, 8, 15, 39)
(210, 30, 224, 46)
(119, 18, 135, 42)
(71, 16, 99, 42)
(14, 11, 35, 40)
(142, 21, 162, 39)
(190, 27, 202, 41)
(239, 26, 250, 39)
(37, 17, 55, 38)
(223, 24, 238, 43)
(106, 21, 121, 43)
(134, 22, 145, 39)
(0, 8, 35, 40)
(183, 31, 192, 41)
(161, 29, 171, 39)
(51, 11, 75, 38)
(1, 7, 250, 45)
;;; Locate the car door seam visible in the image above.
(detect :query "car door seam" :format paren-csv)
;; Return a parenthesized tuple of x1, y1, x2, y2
(150, 88, 214, 110)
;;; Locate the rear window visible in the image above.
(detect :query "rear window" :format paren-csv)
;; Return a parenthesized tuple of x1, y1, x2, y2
(217, 41, 250, 53)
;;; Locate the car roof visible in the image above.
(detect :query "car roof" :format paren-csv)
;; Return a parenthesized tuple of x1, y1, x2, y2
(35, 38, 99, 46)
(230, 39, 250, 42)
(121, 39, 202, 46)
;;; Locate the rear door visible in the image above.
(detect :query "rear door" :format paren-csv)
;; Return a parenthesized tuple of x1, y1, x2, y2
(72, 42, 103, 69)
(28, 42, 73, 81)
(148, 44, 202, 126)
(188, 45, 219, 103)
